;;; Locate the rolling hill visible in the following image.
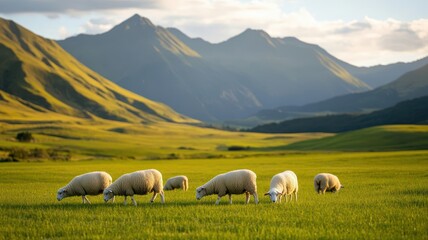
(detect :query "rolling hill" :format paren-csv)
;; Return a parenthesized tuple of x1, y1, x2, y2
(250, 95, 428, 133)
(255, 63, 428, 121)
(282, 125, 428, 151)
(0, 17, 196, 124)
(59, 14, 372, 121)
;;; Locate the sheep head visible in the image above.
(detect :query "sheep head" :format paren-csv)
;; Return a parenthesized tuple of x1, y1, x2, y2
(196, 186, 207, 200)
(103, 189, 114, 202)
(264, 189, 281, 203)
(56, 188, 68, 201)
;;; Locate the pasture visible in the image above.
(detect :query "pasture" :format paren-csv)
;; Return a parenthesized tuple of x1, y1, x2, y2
(1, 150, 427, 239)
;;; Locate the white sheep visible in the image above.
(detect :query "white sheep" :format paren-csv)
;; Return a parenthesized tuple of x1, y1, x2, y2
(164, 175, 189, 191)
(314, 173, 344, 194)
(264, 170, 298, 203)
(57, 171, 112, 204)
(103, 169, 165, 206)
(196, 169, 258, 205)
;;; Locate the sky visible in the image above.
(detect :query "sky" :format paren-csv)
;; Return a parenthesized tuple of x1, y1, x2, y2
(0, 0, 427, 67)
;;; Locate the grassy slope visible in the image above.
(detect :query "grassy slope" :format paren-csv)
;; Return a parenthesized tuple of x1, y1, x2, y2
(0, 151, 427, 239)
(0, 119, 331, 160)
(284, 125, 428, 151)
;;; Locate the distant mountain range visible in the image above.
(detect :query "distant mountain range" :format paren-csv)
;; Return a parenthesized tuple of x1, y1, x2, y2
(0, 17, 196, 124)
(60, 14, 424, 121)
(250, 95, 428, 133)
(255, 63, 428, 121)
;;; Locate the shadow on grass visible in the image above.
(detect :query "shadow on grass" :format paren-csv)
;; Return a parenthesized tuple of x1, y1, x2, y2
(1, 200, 263, 210)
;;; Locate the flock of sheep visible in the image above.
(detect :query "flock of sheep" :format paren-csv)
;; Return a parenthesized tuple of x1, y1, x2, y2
(57, 169, 343, 206)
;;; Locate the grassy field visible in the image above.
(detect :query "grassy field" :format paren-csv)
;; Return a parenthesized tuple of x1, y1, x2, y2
(1, 151, 427, 239)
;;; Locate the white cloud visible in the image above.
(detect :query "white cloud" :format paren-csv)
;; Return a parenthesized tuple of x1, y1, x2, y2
(80, 17, 119, 35)
(58, 26, 70, 39)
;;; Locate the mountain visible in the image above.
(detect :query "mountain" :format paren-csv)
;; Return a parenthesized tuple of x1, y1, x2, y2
(250, 95, 428, 133)
(341, 56, 428, 88)
(59, 14, 372, 121)
(0, 17, 196, 124)
(256, 63, 428, 121)
(59, 14, 262, 121)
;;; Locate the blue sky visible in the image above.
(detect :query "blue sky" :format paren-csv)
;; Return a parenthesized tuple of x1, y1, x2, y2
(0, 0, 427, 66)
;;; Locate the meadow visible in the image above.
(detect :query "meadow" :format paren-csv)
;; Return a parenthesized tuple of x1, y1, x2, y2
(1, 150, 427, 239)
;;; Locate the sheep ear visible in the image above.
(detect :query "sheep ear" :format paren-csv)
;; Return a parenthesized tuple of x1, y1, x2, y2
(264, 192, 269, 196)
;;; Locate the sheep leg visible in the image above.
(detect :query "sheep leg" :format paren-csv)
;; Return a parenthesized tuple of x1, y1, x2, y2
(215, 196, 222, 205)
(294, 192, 298, 202)
(81, 196, 85, 204)
(84, 196, 91, 204)
(111, 196, 115, 203)
(131, 196, 137, 206)
(245, 192, 250, 204)
(150, 192, 158, 203)
(278, 195, 282, 203)
(228, 194, 232, 204)
(124, 196, 128, 205)
(160, 192, 165, 203)
(253, 192, 259, 204)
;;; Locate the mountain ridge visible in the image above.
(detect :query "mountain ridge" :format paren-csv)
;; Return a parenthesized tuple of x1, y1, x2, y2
(60, 14, 375, 121)
(250, 95, 428, 133)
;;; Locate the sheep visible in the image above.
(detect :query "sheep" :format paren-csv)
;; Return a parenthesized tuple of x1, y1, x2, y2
(57, 171, 112, 204)
(264, 170, 298, 203)
(103, 169, 165, 206)
(314, 173, 344, 194)
(196, 169, 258, 205)
(164, 175, 189, 191)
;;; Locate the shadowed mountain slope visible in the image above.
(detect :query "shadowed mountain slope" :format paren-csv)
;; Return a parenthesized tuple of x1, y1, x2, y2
(256, 63, 428, 121)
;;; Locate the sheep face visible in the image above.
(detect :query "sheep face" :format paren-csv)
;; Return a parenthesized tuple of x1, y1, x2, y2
(56, 188, 68, 201)
(103, 189, 114, 202)
(264, 190, 280, 203)
(196, 187, 207, 200)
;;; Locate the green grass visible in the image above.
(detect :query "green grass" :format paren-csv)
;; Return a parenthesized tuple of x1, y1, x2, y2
(1, 151, 427, 239)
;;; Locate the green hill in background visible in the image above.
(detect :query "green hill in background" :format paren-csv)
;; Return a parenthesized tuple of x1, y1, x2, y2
(250, 95, 428, 133)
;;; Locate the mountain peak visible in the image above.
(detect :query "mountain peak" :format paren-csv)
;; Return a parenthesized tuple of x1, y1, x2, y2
(118, 14, 155, 29)
(240, 28, 271, 39)
(222, 28, 276, 48)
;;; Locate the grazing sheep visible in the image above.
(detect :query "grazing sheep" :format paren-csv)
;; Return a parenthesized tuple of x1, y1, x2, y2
(196, 169, 258, 205)
(103, 169, 165, 206)
(314, 173, 343, 194)
(164, 175, 189, 191)
(264, 170, 298, 203)
(57, 171, 112, 204)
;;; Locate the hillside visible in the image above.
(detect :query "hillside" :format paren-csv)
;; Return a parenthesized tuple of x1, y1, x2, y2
(255, 63, 428, 121)
(0, 17, 196, 124)
(60, 14, 371, 121)
(283, 125, 428, 151)
(250, 95, 428, 133)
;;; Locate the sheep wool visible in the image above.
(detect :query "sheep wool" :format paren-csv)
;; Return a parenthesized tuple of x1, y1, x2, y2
(264, 170, 298, 203)
(164, 175, 189, 191)
(196, 169, 258, 205)
(57, 171, 112, 204)
(314, 173, 343, 194)
(103, 169, 165, 206)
